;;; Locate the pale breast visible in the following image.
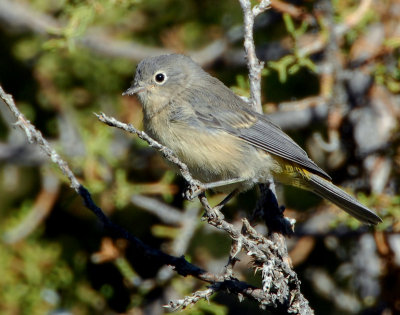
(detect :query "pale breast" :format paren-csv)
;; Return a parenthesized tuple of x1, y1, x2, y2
(144, 112, 283, 192)
(172, 125, 249, 180)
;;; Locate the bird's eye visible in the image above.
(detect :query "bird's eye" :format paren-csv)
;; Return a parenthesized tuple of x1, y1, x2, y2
(154, 72, 166, 84)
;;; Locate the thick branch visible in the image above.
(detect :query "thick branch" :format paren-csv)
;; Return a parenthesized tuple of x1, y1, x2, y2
(238, 1, 314, 314)
(96, 111, 313, 313)
(0, 85, 292, 311)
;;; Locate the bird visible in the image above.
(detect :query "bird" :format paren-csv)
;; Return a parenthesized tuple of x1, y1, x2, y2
(123, 53, 381, 225)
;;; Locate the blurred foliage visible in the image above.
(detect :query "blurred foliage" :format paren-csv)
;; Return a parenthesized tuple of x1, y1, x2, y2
(0, 0, 399, 314)
(266, 13, 317, 83)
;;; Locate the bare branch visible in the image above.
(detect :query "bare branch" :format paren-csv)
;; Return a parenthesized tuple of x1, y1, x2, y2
(131, 195, 183, 225)
(95, 113, 202, 191)
(238, 0, 270, 112)
(237, 1, 314, 313)
(1, 85, 292, 311)
(165, 286, 216, 311)
(268, 97, 329, 130)
(1, 0, 312, 311)
(3, 168, 60, 243)
(0, 87, 81, 192)
(270, 0, 309, 20)
(0, 0, 227, 66)
(95, 110, 313, 312)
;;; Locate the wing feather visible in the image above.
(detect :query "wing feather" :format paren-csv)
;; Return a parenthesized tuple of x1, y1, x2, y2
(182, 78, 331, 180)
(238, 114, 331, 180)
(195, 108, 331, 180)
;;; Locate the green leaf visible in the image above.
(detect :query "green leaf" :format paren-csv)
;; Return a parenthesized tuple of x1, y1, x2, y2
(283, 13, 295, 35)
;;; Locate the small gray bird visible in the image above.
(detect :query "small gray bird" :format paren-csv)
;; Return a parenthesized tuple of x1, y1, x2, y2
(123, 54, 381, 225)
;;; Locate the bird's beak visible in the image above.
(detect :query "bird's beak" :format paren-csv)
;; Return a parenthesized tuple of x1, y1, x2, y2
(122, 85, 146, 96)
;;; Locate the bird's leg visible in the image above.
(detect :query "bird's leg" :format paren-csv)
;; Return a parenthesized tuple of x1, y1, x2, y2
(199, 189, 239, 222)
(214, 189, 239, 211)
(202, 178, 246, 190)
(184, 177, 245, 201)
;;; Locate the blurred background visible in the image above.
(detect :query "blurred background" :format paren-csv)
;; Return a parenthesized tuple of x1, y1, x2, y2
(0, 0, 399, 314)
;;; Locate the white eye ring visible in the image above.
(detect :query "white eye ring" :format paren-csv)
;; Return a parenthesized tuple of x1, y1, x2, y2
(154, 72, 167, 85)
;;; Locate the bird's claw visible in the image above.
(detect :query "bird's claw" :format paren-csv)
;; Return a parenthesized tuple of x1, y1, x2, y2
(183, 181, 205, 201)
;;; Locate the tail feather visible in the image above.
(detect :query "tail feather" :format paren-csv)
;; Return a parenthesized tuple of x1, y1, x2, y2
(307, 174, 382, 225)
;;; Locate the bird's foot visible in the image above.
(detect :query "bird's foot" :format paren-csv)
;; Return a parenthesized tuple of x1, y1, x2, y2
(183, 180, 205, 201)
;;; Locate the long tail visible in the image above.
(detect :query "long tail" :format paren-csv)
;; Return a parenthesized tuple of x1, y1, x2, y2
(306, 174, 382, 225)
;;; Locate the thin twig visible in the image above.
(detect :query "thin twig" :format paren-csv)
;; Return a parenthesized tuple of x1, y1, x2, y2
(96, 113, 204, 194)
(165, 286, 217, 311)
(0, 85, 289, 311)
(3, 167, 60, 243)
(238, 0, 270, 112)
(131, 195, 183, 225)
